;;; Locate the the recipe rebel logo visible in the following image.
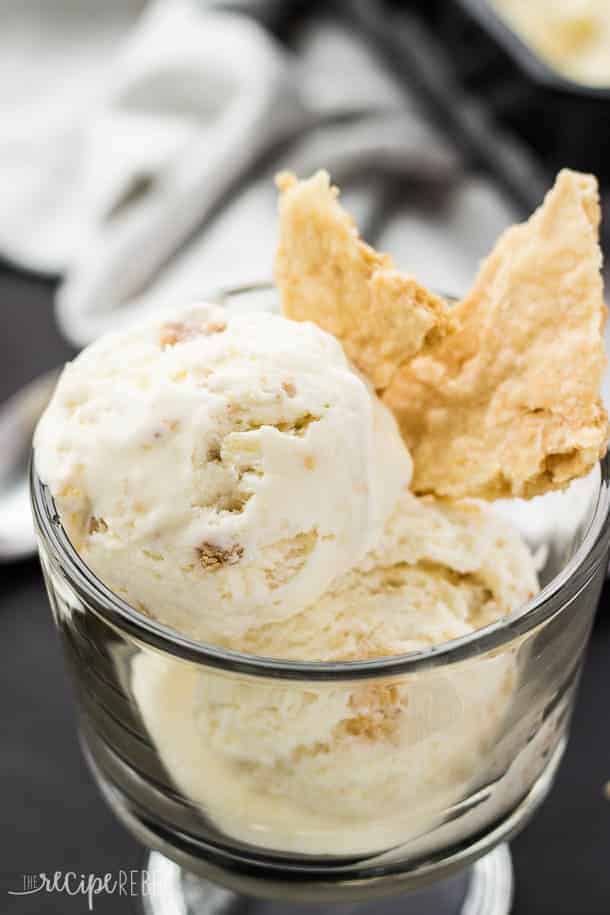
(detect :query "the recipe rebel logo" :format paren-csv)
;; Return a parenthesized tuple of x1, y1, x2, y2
(6, 869, 169, 909)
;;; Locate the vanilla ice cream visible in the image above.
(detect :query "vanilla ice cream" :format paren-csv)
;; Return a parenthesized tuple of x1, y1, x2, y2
(35, 299, 540, 857)
(133, 491, 538, 854)
(31, 148, 610, 869)
(491, 0, 610, 86)
(34, 302, 411, 643)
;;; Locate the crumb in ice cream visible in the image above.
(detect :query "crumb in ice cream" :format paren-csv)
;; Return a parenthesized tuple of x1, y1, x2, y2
(159, 317, 227, 348)
(198, 542, 244, 570)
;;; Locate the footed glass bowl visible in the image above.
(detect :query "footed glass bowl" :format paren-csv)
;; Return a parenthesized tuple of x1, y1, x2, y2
(31, 284, 610, 915)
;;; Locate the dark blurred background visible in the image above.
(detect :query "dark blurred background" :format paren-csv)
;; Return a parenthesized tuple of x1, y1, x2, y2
(2, 1, 610, 912)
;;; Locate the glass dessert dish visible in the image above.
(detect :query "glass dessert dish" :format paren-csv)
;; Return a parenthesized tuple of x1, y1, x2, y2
(31, 285, 610, 915)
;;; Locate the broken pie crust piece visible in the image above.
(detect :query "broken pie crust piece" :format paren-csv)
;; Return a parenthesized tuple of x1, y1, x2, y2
(275, 169, 608, 500)
(275, 170, 448, 391)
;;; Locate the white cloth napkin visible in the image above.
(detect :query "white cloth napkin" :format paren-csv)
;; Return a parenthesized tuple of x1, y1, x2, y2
(0, 0, 146, 273)
(0, 0, 520, 346)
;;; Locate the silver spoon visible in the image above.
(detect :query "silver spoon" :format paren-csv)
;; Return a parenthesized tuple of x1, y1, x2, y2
(0, 368, 60, 561)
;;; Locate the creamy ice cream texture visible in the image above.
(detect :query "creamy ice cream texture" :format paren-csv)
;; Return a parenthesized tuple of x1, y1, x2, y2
(35, 302, 411, 643)
(132, 490, 536, 853)
(34, 164, 606, 856)
(35, 305, 538, 853)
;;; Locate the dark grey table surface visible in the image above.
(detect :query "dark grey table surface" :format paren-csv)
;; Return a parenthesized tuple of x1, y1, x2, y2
(1, 266, 609, 915)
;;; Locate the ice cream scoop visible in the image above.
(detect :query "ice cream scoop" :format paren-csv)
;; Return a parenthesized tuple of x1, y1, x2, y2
(133, 491, 538, 854)
(34, 302, 412, 642)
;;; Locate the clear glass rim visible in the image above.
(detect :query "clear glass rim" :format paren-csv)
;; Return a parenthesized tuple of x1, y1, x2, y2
(30, 458, 610, 681)
(30, 280, 610, 682)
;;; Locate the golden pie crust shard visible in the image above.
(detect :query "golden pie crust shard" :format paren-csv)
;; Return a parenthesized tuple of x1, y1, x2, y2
(275, 168, 608, 499)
